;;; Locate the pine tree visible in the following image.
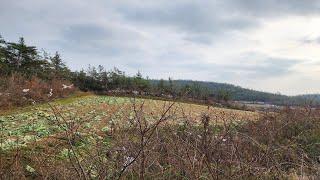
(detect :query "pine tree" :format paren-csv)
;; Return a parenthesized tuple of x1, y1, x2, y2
(50, 51, 69, 79)
(5, 37, 42, 77)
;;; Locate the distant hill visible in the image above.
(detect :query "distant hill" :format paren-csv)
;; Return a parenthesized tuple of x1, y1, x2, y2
(296, 94, 320, 103)
(151, 79, 320, 106)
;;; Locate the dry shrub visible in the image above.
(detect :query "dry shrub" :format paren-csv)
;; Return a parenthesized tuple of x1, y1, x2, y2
(0, 74, 75, 109)
(1, 99, 320, 179)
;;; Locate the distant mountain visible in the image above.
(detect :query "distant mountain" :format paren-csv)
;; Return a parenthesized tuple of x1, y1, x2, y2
(151, 79, 320, 106)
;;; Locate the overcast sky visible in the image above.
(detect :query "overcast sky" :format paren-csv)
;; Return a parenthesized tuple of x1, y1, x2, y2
(1, 0, 320, 95)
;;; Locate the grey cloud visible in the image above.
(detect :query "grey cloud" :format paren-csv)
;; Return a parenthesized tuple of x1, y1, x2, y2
(300, 37, 320, 44)
(51, 23, 145, 56)
(180, 55, 299, 80)
(239, 57, 299, 78)
(117, 0, 320, 22)
(228, 52, 301, 78)
(116, 0, 320, 44)
(223, 0, 320, 17)
(183, 34, 214, 45)
(126, 51, 301, 82)
(63, 24, 110, 43)
(119, 1, 258, 34)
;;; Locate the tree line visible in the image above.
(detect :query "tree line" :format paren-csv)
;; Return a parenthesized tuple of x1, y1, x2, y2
(1, 36, 223, 101)
(2, 36, 317, 106)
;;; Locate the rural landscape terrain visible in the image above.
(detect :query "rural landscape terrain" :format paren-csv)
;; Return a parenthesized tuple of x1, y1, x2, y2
(1, 1, 320, 179)
(1, 36, 320, 179)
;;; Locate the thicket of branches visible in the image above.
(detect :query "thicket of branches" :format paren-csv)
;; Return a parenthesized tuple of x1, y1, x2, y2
(1, 98, 319, 179)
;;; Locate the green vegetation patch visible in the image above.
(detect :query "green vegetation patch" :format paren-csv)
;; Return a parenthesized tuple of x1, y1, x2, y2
(0, 95, 131, 151)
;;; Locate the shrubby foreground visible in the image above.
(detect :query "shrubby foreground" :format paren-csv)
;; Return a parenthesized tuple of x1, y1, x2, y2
(0, 96, 319, 179)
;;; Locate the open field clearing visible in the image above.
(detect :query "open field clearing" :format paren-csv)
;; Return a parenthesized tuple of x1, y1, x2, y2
(0, 95, 259, 150)
(2, 95, 319, 179)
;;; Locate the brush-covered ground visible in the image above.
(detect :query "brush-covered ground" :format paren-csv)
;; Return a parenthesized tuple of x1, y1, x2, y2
(1, 95, 319, 179)
(0, 95, 258, 151)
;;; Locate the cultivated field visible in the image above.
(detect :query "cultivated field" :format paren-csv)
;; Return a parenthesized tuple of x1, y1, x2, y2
(2, 95, 318, 179)
(0, 95, 259, 151)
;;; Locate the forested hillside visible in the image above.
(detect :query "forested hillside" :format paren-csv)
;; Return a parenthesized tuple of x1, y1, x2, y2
(153, 80, 319, 106)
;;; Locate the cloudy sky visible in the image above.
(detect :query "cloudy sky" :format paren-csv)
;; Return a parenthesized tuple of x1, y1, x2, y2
(1, 0, 320, 95)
